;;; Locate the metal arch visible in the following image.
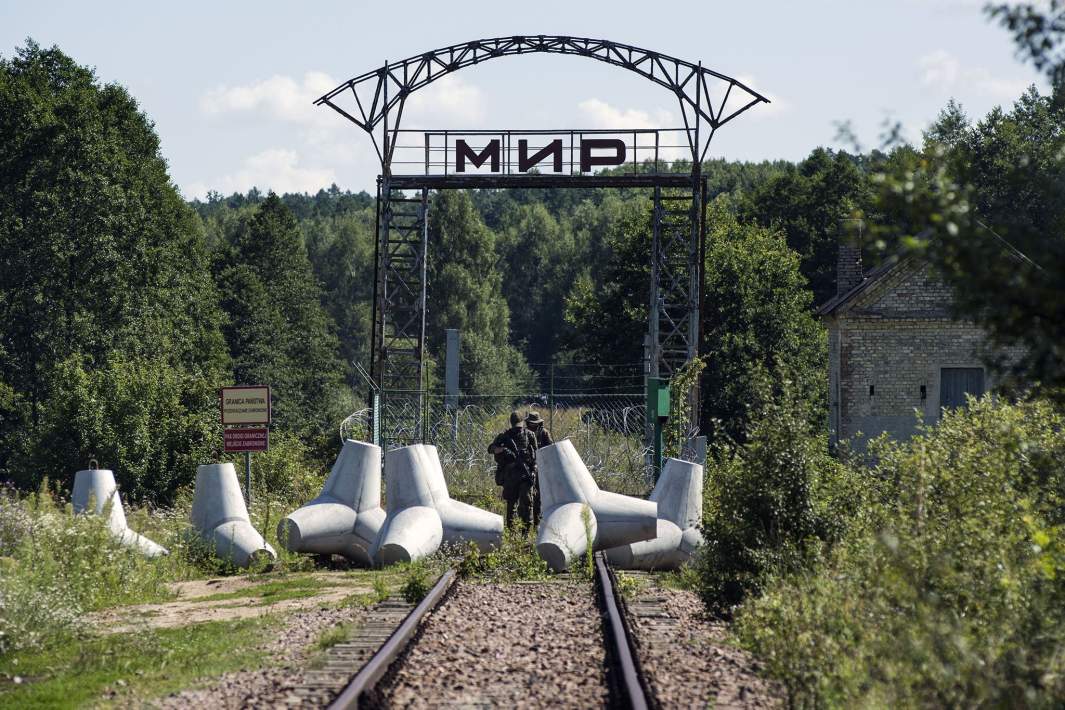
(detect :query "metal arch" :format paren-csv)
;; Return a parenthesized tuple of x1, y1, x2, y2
(314, 35, 770, 166)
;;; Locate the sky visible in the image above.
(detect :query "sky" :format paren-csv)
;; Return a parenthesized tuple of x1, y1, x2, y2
(0, 0, 1049, 198)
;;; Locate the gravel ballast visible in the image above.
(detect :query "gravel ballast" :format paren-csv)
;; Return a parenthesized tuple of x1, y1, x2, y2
(624, 582, 783, 708)
(379, 581, 609, 708)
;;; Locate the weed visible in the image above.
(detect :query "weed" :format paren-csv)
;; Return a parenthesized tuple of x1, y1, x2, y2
(458, 528, 549, 583)
(372, 574, 391, 603)
(400, 560, 433, 604)
(314, 623, 351, 652)
(614, 571, 642, 600)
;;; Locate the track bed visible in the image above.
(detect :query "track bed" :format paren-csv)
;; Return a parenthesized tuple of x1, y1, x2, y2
(375, 581, 609, 708)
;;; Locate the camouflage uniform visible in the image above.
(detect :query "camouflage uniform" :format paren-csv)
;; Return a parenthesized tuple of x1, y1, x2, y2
(488, 412, 538, 531)
(525, 411, 552, 527)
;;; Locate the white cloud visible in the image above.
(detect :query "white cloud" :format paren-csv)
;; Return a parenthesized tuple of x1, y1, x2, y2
(405, 75, 487, 127)
(919, 49, 1031, 99)
(919, 49, 962, 86)
(200, 72, 337, 126)
(732, 75, 791, 119)
(185, 148, 336, 199)
(577, 98, 675, 129)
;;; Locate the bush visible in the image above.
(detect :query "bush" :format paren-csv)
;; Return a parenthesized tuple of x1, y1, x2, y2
(20, 355, 219, 503)
(735, 397, 1065, 707)
(694, 377, 865, 612)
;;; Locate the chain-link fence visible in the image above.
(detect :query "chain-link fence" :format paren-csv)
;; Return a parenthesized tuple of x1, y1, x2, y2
(340, 391, 652, 506)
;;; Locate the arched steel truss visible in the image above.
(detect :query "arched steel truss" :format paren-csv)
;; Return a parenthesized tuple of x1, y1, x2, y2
(317, 37, 768, 446)
(315, 35, 769, 169)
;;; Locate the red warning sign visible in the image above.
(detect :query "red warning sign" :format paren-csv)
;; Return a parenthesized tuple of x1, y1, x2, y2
(223, 427, 269, 453)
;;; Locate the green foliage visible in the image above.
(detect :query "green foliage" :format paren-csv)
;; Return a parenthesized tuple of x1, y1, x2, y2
(400, 559, 434, 604)
(0, 484, 172, 656)
(214, 193, 350, 453)
(869, 90, 1065, 402)
(426, 191, 534, 394)
(458, 530, 550, 583)
(738, 148, 874, 304)
(372, 573, 391, 603)
(0, 41, 228, 493)
(31, 355, 218, 501)
(987, 1, 1065, 93)
(563, 194, 653, 365)
(665, 357, 706, 458)
(734, 398, 1065, 707)
(700, 201, 827, 443)
(0, 616, 278, 707)
(694, 376, 864, 612)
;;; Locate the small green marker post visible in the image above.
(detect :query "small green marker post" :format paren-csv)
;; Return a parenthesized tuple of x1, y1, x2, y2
(646, 376, 670, 481)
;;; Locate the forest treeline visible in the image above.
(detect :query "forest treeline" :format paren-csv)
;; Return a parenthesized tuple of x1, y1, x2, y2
(3, 35, 1065, 505)
(3, 1, 1065, 702)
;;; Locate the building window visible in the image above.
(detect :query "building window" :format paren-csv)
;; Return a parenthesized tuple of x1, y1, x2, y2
(940, 367, 985, 410)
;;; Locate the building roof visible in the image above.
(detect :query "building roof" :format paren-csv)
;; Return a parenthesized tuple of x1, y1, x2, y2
(815, 256, 907, 317)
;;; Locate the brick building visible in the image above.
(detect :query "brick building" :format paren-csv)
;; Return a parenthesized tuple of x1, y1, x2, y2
(818, 240, 1000, 449)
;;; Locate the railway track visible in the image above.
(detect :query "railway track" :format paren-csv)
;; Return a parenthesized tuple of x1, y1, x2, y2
(323, 555, 651, 709)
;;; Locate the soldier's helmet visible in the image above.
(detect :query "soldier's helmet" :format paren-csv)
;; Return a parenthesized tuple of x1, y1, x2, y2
(525, 411, 544, 426)
(509, 410, 522, 427)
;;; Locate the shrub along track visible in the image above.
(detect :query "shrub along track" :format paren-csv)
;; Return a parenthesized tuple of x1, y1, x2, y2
(330, 555, 650, 709)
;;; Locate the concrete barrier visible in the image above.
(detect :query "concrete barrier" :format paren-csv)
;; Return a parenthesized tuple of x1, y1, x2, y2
(535, 439, 657, 572)
(191, 463, 276, 568)
(277, 439, 385, 565)
(72, 468, 168, 557)
(605, 457, 704, 570)
(371, 444, 503, 565)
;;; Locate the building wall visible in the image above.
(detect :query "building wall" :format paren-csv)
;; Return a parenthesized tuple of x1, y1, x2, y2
(826, 261, 999, 449)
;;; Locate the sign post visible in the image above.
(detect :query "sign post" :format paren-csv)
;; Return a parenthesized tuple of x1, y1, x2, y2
(220, 385, 271, 505)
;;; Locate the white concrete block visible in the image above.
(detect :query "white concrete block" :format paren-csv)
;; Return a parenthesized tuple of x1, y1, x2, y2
(605, 457, 704, 570)
(191, 463, 276, 569)
(371, 444, 502, 565)
(277, 439, 385, 565)
(72, 468, 168, 557)
(535, 439, 657, 572)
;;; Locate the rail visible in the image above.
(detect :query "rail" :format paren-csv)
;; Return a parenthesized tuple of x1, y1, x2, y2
(327, 569, 457, 710)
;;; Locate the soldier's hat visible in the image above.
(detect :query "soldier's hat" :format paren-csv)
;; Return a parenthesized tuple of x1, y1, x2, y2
(509, 410, 523, 427)
(525, 411, 545, 425)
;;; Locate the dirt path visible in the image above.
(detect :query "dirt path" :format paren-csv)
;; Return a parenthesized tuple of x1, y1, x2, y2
(378, 581, 609, 708)
(88, 573, 371, 633)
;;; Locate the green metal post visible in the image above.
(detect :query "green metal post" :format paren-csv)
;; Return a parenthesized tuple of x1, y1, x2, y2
(646, 376, 670, 481)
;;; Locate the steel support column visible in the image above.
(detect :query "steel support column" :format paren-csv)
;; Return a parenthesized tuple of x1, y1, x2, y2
(371, 181, 429, 447)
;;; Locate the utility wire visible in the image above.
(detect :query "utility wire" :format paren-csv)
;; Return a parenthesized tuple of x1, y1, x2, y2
(974, 218, 1046, 272)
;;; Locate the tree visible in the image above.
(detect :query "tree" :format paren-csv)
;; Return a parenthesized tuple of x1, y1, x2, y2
(0, 41, 227, 497)
(426, 191, 532, 393)
(562, 195, 652, 365)
(739, 148, 874, 306)
(700, 200, 827, 442)
(988, 1, 1065, 95)
(216, 194, 349, 448)
(874, 91, 1065, 401)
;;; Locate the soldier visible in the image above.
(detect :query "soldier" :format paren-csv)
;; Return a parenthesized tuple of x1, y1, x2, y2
(524, 410, 552, 526)
(488, 411, 538, 532)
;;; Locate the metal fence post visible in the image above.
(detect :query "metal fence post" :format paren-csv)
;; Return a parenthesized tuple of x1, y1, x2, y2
(548, 363, 555, 432)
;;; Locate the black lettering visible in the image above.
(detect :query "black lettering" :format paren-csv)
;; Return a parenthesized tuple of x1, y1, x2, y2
(518, 139, 563, 172)
(579, 138, 626, 172)
(455, 139, 500, 172)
